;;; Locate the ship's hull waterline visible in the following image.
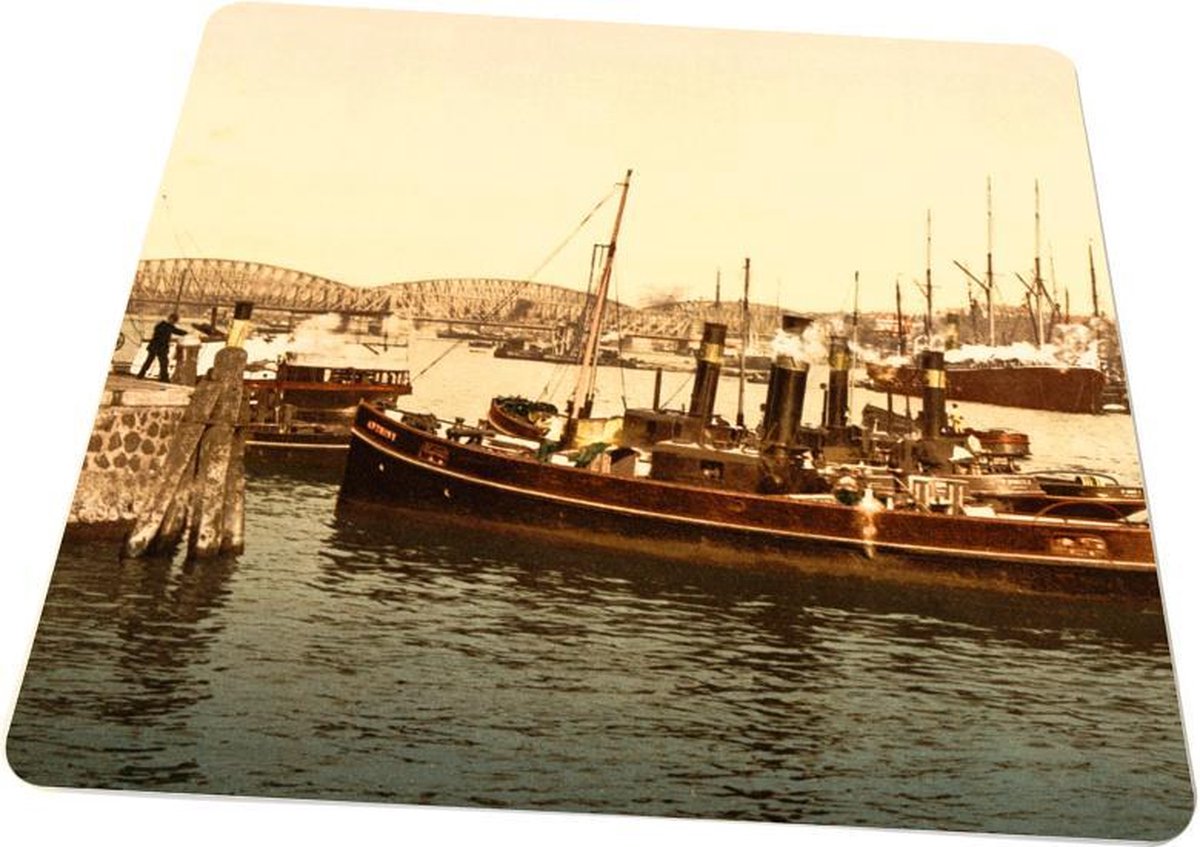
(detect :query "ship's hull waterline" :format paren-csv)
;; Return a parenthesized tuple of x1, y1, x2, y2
(338, 404, 1157, 599)
(865, 361, 1108, 414)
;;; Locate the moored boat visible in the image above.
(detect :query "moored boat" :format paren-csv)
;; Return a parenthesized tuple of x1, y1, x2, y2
(487, 395, 559, 440)
(244, 421, 352, 466)
(240, 343, 413, 469)
(244, 350, 412, 420)
(336, 169, 1156, 598)
(338, 400, 1154, 597)
(860, 402, 1031, 458)
(864, 359, 1107, 414)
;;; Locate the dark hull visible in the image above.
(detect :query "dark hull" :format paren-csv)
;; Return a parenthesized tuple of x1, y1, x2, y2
(493, 347, 576, 364)
(245, 425, 349, 467)
(339, 404, 1157, 599)
(865, 362, 1107, 414)
(493, 347, 622, 368)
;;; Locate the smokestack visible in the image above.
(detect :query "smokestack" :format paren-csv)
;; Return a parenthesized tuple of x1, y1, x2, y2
(762, 355, 810, 447)
(780, 311, 812, 337)
(227, 301, 255, 349)
(823, 335, 850, 432)
(921, 349, 947, 439)
(687, 322, 727, 423)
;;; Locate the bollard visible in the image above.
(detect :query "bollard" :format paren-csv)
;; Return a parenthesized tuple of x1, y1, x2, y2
(174, 338, 201, 386)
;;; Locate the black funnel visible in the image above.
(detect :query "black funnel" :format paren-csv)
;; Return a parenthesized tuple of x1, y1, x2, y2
(824, 335, 850, 431)
(762, 355, 810, 447)
(921, 349, 947, 438)
(688, 322, 727, 423)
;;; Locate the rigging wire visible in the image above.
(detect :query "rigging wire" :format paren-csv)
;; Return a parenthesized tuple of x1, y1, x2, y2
(613, 266, 629, 411)
(660, 371, 692, 409)
(535, 243, 605, 403)
(159, 194, 204, 310)
(412, 183, 621, 382)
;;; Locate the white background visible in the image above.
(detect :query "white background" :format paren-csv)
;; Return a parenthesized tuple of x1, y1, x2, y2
(1, 3, 1195, 846)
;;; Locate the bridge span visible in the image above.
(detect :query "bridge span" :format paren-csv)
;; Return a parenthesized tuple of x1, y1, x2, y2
(129, 257, 793, 341)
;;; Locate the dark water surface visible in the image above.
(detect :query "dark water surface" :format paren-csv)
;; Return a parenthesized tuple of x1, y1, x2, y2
(6, 341, 1193, 839)
(7, 462, 1192, 840)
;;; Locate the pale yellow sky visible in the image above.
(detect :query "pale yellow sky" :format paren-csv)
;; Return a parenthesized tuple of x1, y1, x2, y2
(143, 3, 1110, 314)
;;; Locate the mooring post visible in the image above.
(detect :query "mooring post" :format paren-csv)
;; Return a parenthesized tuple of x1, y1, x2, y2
(187, 347, 245, 558)
(122, 379, 225, 559)
(121, 301, 255, 561)
(192, 300, 253, 559)
(221, 392, 252, 555)
(174, 339, 200, 387)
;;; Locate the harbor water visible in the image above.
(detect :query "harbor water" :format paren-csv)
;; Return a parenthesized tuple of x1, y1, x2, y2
(6, 337, 1190, 840)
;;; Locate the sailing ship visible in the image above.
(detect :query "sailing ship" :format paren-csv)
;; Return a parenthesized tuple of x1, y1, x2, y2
(863, 359, 1108, 414)
(864, 182, 1110, 415)
(336, 170, 1155, 598)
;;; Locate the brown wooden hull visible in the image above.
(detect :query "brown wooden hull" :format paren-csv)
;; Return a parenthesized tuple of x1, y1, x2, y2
(338, 404, 1158, 598)
(486, 397, 555, 440)
(865, 362, 1107, 414)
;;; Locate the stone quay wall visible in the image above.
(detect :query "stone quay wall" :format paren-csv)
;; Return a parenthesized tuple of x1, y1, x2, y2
(67, 377, 193, 537)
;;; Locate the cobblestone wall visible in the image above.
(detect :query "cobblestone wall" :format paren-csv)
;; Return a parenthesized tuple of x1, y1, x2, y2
(67, 382, 191, 535)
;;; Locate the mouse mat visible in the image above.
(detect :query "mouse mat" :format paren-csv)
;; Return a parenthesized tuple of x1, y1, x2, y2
(6, 4, 1192, 842)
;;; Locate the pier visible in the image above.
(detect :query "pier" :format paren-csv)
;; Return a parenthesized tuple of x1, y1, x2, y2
(67, 374, 193, 538)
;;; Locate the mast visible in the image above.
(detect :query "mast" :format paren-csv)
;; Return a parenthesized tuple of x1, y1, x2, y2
(953, 178, 997, 347)
(924, 209, 934, 338)
(852, 270, 861, 351)
(1089, 242, 1101, 318)
(736, 258, 750, 429)
(570, 168, 633, 423)
(1033, 180, 1045, 346)
(986, 176, 996, 346)
(849, 270, 860, 415)
(1049, 248, 1063, 325)
(714, 268, 721, 307)
(895, 277, 906, 357)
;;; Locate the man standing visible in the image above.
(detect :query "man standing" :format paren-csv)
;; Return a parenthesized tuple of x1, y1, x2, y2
(137, 313, 187, 382)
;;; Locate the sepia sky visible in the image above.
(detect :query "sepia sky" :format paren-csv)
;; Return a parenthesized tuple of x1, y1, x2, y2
(142, 3, 1111, 315)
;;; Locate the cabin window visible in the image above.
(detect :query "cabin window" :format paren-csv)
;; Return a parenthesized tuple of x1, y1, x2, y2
(700, 460, 724, 482)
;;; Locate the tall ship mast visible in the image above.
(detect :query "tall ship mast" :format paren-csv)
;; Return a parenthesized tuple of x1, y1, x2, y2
(865, 182, 1109, 414)
(568, 168, 633, 429)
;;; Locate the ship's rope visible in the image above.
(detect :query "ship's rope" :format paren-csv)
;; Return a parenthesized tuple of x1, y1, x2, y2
(412, 183, 621, 382)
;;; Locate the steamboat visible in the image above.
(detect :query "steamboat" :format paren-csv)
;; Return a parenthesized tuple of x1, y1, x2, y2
(863, 181, 1113, 415)
(336, 170, 1155, 598)
(863, 359, 1107, 415)
(243, 346, 412, 466)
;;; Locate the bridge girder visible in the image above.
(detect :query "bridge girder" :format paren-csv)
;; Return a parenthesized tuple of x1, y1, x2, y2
(129, 258, 794, 341)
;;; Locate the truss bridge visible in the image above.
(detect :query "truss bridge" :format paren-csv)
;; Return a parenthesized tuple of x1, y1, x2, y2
(129, 258, 796, 343)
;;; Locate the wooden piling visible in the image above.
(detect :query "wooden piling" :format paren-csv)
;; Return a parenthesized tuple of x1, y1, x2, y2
(221, 393, 251, 555)
(174, 342, 200, 386)
(122, 341, 250, 561)
(187, 348, 245, 557)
